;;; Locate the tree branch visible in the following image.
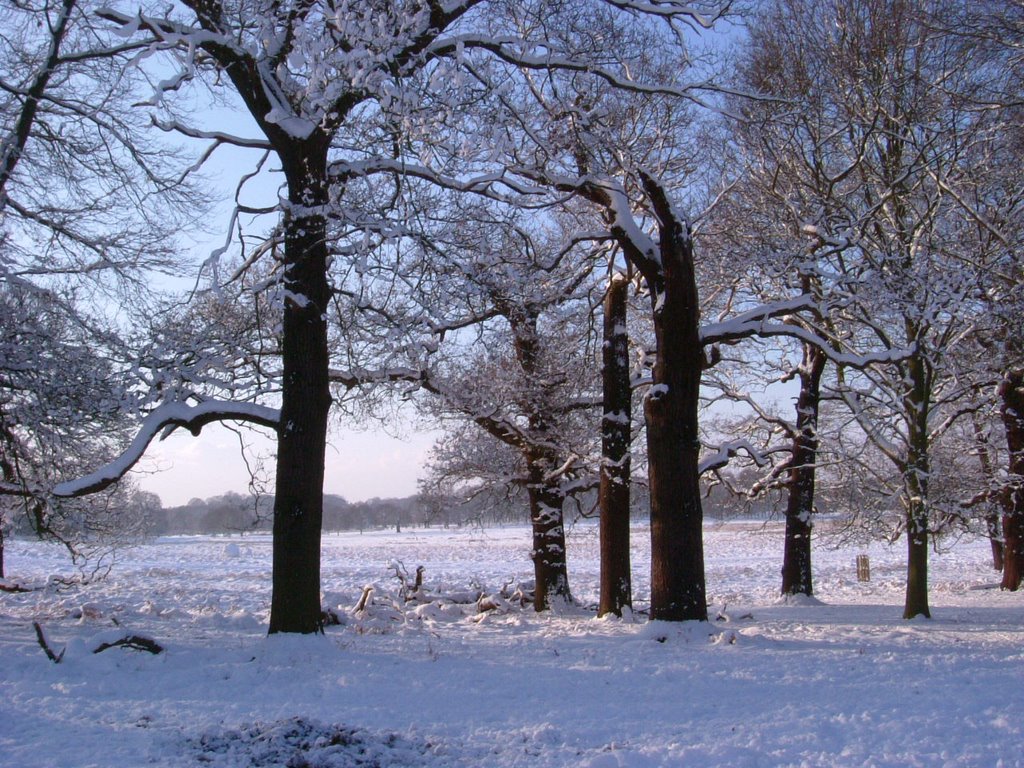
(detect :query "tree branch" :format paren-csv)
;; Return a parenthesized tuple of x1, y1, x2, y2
(51, 399, 279, 498)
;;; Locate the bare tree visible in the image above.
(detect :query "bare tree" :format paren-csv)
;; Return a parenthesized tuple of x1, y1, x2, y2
(733, 0, 1008, 618)
(947, 0, 1024, 590)
(0, 284, 148, 578)
(0, 0, 201, 574)
(410, 210, 604, 611)
(70, 0, 739, 633)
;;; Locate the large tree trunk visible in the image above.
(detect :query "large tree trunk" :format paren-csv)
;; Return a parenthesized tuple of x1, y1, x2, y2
(506, 307, 572, 611)
(903, 490, 930, 619)
(582, 173, 706, 622)
(902, 351, 931, 619)
(643, 183, 707, 623)
(599, 273, 632, 617)
(781, 341, 826, 596)
(526, 475, 572, 611)
(268, 141, 333, 634)
(1000, 368, 1024, 591)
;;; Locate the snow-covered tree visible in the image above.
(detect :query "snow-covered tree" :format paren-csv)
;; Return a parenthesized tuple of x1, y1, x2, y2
(75, 0, 738, 633)
(0, 283, 148, 578)
(948, 0, 1024, 591)
(735, 0, 1009, 617)
(412, 210, 604, 611)
(0, 0, 200, 575)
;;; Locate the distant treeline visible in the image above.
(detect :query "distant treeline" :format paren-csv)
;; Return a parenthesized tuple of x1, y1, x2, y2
(145, 476, 779, 537)
(147, 490, 536, 535)
(148, 492, 436, 535)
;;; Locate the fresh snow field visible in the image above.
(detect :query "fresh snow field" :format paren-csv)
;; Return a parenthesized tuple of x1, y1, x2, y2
(1, 521, 1021, 767)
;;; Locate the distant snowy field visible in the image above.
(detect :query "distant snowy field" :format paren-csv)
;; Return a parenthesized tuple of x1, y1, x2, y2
(1, 522, 1021, 767)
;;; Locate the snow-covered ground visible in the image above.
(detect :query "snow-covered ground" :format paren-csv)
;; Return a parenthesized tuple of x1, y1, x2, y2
(1, 522, 1021, 767)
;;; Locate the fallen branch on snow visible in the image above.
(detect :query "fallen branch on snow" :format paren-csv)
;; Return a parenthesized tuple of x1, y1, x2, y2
(33, 622, 64, 663)
(93, 634, 164, 655)
(0, 580, 35, 593)
(32, 622, 164, 663)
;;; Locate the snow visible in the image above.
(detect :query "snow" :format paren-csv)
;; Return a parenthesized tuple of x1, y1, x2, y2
(604, 184, 660, 266)
(603, 410, 631, 424)
(1, 522, 1021, 767)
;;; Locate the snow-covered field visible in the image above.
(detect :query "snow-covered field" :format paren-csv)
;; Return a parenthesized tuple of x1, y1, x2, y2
(1, 522, 1021, 767)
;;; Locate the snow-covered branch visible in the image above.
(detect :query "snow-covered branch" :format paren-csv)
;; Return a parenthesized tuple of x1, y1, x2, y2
(152, 118, 273, 150)
(701, 309, 911, 371)
(51, 400, 279, 498)
(329, 366, 424, 390)
(329, 158, 546, 199)
(698, 439, 773, 476)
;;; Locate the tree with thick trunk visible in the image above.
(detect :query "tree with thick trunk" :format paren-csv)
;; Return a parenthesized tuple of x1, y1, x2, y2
(599, 272, 633, 617)
(100, 0, 484, 633)
(640, 178, 707, 622)
(577, 173, 707, 622)
(780, 341, 826, 597)
(268, 140, 333, 633)
(999, 368, 1024, 591)
(181, 27, 340, 634)
(901, 345, 933, 618)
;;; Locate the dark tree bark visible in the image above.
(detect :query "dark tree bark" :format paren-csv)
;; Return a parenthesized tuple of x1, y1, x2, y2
(902, 348, 931, 619)
(599, 273, 632, 617)
(578, 172, 707, 622)
(638, 175, 707, 622)
(781, 341, 826, 596)
(268, 140, 333, 634)
(903, 490, 930, 619)
(643, 259, 706, 621)
(509, 306, 573, 611)
(1000, 368, 1024, 591)
(526, 467, 572, 610)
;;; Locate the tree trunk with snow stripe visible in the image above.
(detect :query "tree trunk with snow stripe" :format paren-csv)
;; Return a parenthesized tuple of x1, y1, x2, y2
(781, 341, 826, 597)
(631, 173, 707, 623)
(269, 141, 333, 634)
(599, 273, 632, 618)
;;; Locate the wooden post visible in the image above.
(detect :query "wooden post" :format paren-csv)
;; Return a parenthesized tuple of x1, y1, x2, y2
(856, 554, 871, 582)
